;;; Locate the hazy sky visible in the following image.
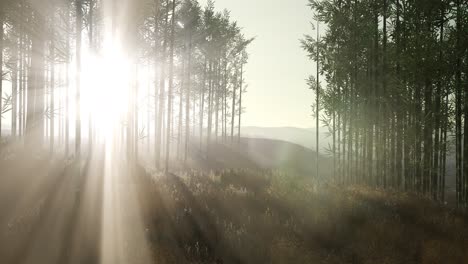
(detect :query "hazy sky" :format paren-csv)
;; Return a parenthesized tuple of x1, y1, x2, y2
(200, 0, 316, 128)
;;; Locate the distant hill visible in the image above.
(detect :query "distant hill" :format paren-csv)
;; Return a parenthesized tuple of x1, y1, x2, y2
(190, 137, 332, 178)
(240, 126, 332, 154)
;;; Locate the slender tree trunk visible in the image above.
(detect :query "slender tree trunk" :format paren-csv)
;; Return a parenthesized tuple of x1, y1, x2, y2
(153, 7, 160, 162)
(223, 61, 228, 142)
(0, 8, 3, 138)
(75, 0, 83, 158)
(12, 38, 18, 138)
(316, 20, 320, 178)
(200, 59, 206, 150)
(65, 2, 70, 156)
(215, 60, 221, 142)
(26, 12, 46, 148)
(382, 0, 388, 187)
(441, 92, 449, 202)
(19, 20, 24, 138)
(50, 12, 55, 155)
(395, 0, 403, 188)
(156, 0, 169, 167)
(88, 0, 94, 150)
(184, 34, 192, 164)
(177, 46, 186, 159)
(231, 66, 237, 144)
(455, 0, 462, 206)
(165, 0, 176, 171)
(433, 11, 444, 199)
(238, 63, 243, 144)
(464, 54, 468, 206)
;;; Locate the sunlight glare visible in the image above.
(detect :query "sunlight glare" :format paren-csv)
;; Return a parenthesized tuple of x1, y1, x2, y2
(81, 36, 130, 142)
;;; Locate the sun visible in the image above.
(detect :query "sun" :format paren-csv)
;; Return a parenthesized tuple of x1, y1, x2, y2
(80, 37, 130, 142)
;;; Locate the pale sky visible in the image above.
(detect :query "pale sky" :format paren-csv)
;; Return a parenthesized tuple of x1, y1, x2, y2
(200, 0, 317, 128)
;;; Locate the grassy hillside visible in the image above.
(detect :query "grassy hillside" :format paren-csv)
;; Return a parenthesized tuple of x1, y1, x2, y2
(188, 137, 333, 178)
(240, 126, 332, 153)
(1, 153, 467, 264)
(138, 169, 468, 263)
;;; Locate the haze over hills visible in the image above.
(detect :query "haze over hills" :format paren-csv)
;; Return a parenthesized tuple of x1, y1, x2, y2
(190, 137, 333, 178)
(240, 126, 332, 153)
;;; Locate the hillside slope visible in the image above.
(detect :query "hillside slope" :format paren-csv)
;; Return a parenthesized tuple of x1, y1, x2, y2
(240, 126, 332, 153)
(189, 137, 332, 178)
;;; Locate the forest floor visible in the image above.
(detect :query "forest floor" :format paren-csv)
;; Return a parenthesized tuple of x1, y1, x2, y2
(0, 148, 467, 264)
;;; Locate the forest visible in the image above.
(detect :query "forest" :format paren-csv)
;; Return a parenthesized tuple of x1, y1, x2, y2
(0, 0, 467, 263)
(302, 0, 468, 205)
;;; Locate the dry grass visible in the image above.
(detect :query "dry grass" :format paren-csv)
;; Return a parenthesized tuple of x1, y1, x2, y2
(1, 155, 467, 263)
(135, 169, 468, 264)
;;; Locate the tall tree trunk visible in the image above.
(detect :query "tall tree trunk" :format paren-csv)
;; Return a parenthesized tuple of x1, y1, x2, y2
(75, 0, 83, 158)
(12, 37, 18, 138)
(26, 12, 46, 148)
(230, 66, 237, 144)
(156, 0, 169, 167)
(88, 0, 94, 149)
(184, 34, 192, 164)
(464, 48, 468, 206)
(382, 0, 388, 187)
(50, 12, 55, 155)
(455, 0, 462, 206)
(316, 19, 320, 178)
(153, 4, 160, 162)
(441, 92, 449, 202)
(65, 2, 70, 156)
(433, 10, 444, 200)
(215, 60, 220, 142)
(395, 0, 403, 188)
(165, 0, 176, 171)
(238, 63, 243, 144)
(19, 17, 24, 138)
(207, 61, 213, 152)
(0, 7, 3, 138)
(177, 46, 186, 159)
(199, 59, 206, 149)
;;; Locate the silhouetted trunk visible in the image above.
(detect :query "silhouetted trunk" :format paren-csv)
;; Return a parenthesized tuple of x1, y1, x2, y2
(441, 92, 448, 201)
(238, 63, 243, 144)
(12, 38, 18, 138)
(215, 60, 221, 142)
(199, 59, 206, 149)
(223, 61, 228, 142)
(316, 19, 320, 178)
(207, 61, 213, 152)
(156, 0, 169, 167)
(19, 15, 24, 138)
(165, 0, 176, 171)
(423, 77, 433, 195)
(26, 12, 46, 148)
(177, 47, 186, 159)
(395, 0, 402, 188)
(230, 66, 237, 144)
(184, 34, 192, 163)
(382, 0, 388, 187)
(464, 60, 468, 205)
(75, 0, 83, 158)
(88, 0, 94, 149)
(0, 8, 3, 138)
(455, 0, 462, 206)
(50, 12, 55, 155)
(433, 10, 444, 199)
(65, 2, 70, 156)
(153, 3, 160, 162)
